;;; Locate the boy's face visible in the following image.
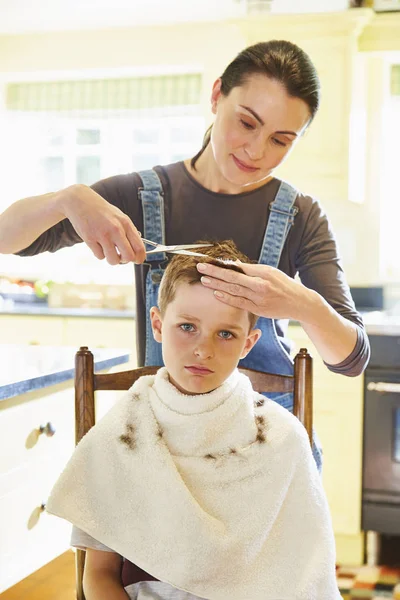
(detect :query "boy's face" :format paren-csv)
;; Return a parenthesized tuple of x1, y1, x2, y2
(150, 282, 261, 395)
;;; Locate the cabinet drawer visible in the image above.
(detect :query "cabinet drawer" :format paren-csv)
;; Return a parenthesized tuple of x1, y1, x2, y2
(0, 315, 64, 346)
(0, 383, 74, 476)
(288, 325, 364, 538)
(63, 317, 137, 365)
(0, 461, 71, 593)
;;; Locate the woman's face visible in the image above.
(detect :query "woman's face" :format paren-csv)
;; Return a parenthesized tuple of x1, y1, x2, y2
(210, 73, 311, 190)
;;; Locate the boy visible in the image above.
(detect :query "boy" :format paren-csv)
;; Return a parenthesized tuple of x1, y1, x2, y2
(47, 241, 342, 600)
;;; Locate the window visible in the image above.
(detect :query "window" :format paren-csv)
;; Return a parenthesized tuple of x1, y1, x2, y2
(77, 129, 101, 145)
(3, 75, 204, 194)
(11, 113, 205, 192)
(1, 74, 205, 284)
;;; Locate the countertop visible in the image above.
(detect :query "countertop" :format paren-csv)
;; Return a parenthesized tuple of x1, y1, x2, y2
(291, 311, 400, 336)
(0, 344, 130, 401)
(360, 311, 400, 336)
(0, 303, 135, 319)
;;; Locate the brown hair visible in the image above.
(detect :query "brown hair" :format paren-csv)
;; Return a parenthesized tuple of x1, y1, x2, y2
(191, 39, 321, 169)
(158, 240, 258, 330)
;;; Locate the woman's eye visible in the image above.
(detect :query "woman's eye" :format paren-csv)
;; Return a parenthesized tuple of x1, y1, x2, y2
(180, 323, 195, 332)
(272, 138, 287, 147)
(240, 119, 255, 131)
(219, 330, 233, 340)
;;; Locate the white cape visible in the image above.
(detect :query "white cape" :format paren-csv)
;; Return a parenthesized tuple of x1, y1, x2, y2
(47, 368, 341, 600)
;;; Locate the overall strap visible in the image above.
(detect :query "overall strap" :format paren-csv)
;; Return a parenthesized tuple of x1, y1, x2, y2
(138, 169, 166, 265)
(259, 180, 299, 268)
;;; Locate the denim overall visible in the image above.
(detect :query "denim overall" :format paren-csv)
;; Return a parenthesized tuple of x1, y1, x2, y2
(138, 169, 322, 470)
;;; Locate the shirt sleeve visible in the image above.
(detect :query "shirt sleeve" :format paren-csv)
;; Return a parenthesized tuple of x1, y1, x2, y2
(295, 197, 370, 376)
(71, 525, 117, 553)
(323, 325, 370, 377)
(15, 172, 142, 257)
(16, 217, 83, 256)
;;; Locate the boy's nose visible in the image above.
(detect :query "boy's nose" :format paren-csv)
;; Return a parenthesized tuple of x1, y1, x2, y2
(194, 340, 214, 360)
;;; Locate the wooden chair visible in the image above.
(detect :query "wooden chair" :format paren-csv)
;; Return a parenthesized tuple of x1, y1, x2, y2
(74, 345, 313, 600)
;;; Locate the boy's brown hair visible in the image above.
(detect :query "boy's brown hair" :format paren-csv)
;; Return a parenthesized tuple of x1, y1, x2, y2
(158, 240, 258, 330)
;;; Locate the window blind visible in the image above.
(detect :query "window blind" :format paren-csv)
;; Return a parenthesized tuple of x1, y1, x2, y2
(6, 74, 202, 112)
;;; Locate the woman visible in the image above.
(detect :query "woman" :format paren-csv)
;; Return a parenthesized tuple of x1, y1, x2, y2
(0, 40, 370, 469)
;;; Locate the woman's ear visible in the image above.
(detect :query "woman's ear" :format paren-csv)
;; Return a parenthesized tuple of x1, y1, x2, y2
(150, 307, 163, 343)
(240, 328, 262, 360)
(211, 78, 223, 114)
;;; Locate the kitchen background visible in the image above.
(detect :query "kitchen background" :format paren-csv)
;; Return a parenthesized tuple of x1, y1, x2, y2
(0, 0, 399, 292)
(1, 0, 400, 597)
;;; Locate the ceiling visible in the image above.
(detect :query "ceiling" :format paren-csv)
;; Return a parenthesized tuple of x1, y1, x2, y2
(0, 0, 248, 34)
(0, 1, 353, 36)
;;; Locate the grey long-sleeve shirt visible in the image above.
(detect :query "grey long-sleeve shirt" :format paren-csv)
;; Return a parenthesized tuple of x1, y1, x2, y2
(17, 161, 370, 375)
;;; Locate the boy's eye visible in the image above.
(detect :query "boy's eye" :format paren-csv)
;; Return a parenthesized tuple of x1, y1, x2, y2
(180, 323, 195, 332)
(240, 119, 255, 131)
(219, 330, 234, 340)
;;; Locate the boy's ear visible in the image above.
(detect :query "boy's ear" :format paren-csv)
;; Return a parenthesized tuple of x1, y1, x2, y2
(150, 306, 163, 343)
(240, 328, 262, 360)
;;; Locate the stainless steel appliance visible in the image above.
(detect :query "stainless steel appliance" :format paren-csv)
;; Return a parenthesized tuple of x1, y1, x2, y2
(362, 335, 400, 535)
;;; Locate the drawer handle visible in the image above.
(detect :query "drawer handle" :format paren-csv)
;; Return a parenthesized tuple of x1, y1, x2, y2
(39, 422, 56, 437)
(367, 382, 400, 393)
(28, 503, 47, 530)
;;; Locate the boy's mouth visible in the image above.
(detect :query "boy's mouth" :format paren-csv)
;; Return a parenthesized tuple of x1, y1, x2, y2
(185, 365, 214, 375)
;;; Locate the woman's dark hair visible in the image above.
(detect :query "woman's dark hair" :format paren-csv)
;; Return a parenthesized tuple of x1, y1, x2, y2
(191, 40, 321, 169)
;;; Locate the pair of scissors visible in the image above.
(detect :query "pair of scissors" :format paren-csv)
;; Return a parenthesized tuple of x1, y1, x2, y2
(142, 238, 213, 258)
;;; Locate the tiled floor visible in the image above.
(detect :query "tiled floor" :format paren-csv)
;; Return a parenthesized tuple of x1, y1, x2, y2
(336, 565, 400, 599)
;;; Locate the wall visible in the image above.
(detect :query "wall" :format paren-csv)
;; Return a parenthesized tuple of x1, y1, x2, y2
(1, 9, 400, 285)
(0, 22, 243, 123)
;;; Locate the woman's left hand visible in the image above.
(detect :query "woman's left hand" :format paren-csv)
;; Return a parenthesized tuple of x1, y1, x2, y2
(196, 261, 314, 322)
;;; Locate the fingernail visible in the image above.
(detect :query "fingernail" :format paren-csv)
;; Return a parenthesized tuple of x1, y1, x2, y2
(197, 263, 207, 272)
(201, 276, 211, 284)
(214, 291, 224, 298)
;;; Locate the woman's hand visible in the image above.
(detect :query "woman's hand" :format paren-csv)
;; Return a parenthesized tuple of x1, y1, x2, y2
(197, 260, 359, 366)
(196, 261, 313, 322)
(61, 184, 146, 265)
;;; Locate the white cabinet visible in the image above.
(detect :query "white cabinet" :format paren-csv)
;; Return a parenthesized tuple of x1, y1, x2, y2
(63, 317, 137, 366)
(0, 315, 64, 346)
(0, 355, 131, 593)
(0, 314, 137, 592)
(0, 382, 76, 593)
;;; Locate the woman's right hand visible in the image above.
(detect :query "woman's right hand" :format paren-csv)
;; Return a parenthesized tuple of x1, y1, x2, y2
(62, 184, 146, 265)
